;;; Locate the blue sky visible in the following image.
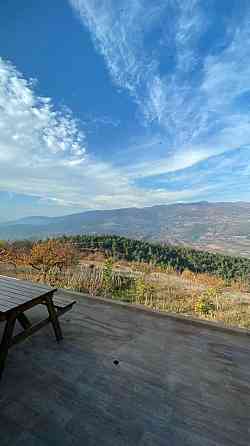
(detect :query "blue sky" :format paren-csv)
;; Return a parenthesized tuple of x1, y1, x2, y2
(0, 0, 249, 221)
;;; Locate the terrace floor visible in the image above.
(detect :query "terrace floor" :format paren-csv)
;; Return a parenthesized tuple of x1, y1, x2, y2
(0, 291, 250, 446)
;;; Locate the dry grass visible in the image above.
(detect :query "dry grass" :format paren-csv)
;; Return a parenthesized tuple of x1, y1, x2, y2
(21, 265, 104, 296)
(136, 280, 250, 329)
(201, 298, 250, 329)
(153, 288, 197, 314)
(229, 278, 249, 293)
(9, 258, 250, 331)
(181, 269, 225, 288)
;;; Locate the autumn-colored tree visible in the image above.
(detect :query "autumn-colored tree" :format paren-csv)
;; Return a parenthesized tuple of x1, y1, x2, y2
(28, 240, 78, 277)
(0, 245, 9, 264)
(0, 242, 29, 268)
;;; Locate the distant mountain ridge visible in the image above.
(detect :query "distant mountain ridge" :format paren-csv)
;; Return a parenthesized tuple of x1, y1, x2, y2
(1, 201, 250, 257)
(2, 216, 55, 226)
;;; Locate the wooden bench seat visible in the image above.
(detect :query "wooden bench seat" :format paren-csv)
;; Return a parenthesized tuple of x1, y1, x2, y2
(42, 294, 76, 317)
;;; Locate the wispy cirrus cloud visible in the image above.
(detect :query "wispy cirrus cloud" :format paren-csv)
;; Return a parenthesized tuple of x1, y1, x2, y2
(69, 0, 207, 140)
(70, 0, 168, 119)
(70, 0, 250, 182)
(142, 146, 250, 203)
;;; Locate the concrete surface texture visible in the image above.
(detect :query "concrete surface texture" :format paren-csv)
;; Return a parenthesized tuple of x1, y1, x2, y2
(0, 291, 250, 445)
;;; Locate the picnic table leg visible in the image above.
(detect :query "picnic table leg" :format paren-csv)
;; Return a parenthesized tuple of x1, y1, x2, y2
(0, 314, 17, 380)
(45, 295, 63, 342)
(17, 313, 31, 330)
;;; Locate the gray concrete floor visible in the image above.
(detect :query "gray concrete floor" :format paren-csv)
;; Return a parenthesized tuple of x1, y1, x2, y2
(0, 291, 250, 446)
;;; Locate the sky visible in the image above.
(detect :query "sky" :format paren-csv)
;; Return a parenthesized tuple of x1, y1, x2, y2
(0, 0, 250, 221)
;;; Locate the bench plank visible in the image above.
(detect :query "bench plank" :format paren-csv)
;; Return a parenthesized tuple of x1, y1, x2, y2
(53, 296, 76, 307)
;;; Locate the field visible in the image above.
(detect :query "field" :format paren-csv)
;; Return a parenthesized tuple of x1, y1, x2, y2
(1, 240, 250, 330)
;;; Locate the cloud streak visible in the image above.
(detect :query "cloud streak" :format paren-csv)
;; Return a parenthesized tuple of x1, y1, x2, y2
(70, 0, 250, 180)
(0, 57, 204, 216)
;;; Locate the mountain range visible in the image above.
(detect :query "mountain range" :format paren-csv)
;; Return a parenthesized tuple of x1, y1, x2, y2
(1, 201, 250, 257)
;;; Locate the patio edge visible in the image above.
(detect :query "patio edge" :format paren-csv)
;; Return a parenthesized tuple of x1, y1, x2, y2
(61, 288, 250, 339)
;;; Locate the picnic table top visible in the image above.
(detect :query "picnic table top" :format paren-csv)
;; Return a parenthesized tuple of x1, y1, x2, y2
(0, 275, 57, 317)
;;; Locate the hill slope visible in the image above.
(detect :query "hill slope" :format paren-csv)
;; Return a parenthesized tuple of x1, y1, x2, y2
(1, 202, 250, 257)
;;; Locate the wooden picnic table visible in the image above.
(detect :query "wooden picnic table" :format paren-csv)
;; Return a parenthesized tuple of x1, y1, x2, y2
(0, 275, 75, 380)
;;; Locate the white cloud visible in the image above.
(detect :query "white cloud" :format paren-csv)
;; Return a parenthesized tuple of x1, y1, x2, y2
(0, 57, 206, 213)
(0, 58, 86, 166)
(125, 147, 210, 178)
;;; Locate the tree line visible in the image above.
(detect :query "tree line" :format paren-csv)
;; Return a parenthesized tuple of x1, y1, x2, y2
(1, 235, 250, 281)
(60, 234, 250, 281)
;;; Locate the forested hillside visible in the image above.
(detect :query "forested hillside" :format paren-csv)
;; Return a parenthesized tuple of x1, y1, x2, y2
(61, 235, 250, 281)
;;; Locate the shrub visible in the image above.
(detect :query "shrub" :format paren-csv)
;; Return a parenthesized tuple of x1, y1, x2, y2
(195, 288, 218, 316)
(134, 276, 156, 306)
(102, 258, 114, 295)
(28, 240, 78, 279)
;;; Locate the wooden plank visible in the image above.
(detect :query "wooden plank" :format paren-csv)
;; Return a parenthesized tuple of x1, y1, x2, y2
(0, 288, 51, 304)
(0, 313, 17, 379)
(0, 297, 28, 310)
(0, 290, 55, 311)
(50, 296, 76, 307)
(0, 285, 46, 300)
(53, 301, 75, 312)
(41, 294, 76, 310)
(0, 292, 42, 310)
(10, 316, 51, 346)
(0, 285, 54, 302)
(17, 313, 32, 330)
(0, 290, 55, 315)
(0, 295, 23, 306)
(0, 302, 15, 312)
(0, 282, 47, 295)
(0, 278, 53, 294)
(0, 284, 52, 298)
(9, 305, 71, 348)
(45, 295, 63, 342)
(0, 291, 73, 313)
(0, 278, 57, 316)
(2, 290, 31, 302)
(0, 276, 52, 291)
(0, 297, 30, 310)
(0, 287, 72, 379)
(0, 313, 6, 321)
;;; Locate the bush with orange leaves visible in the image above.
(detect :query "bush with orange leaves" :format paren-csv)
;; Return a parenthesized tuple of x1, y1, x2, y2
(0, 242, 29, 268)
(28, 240, 78, 278)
